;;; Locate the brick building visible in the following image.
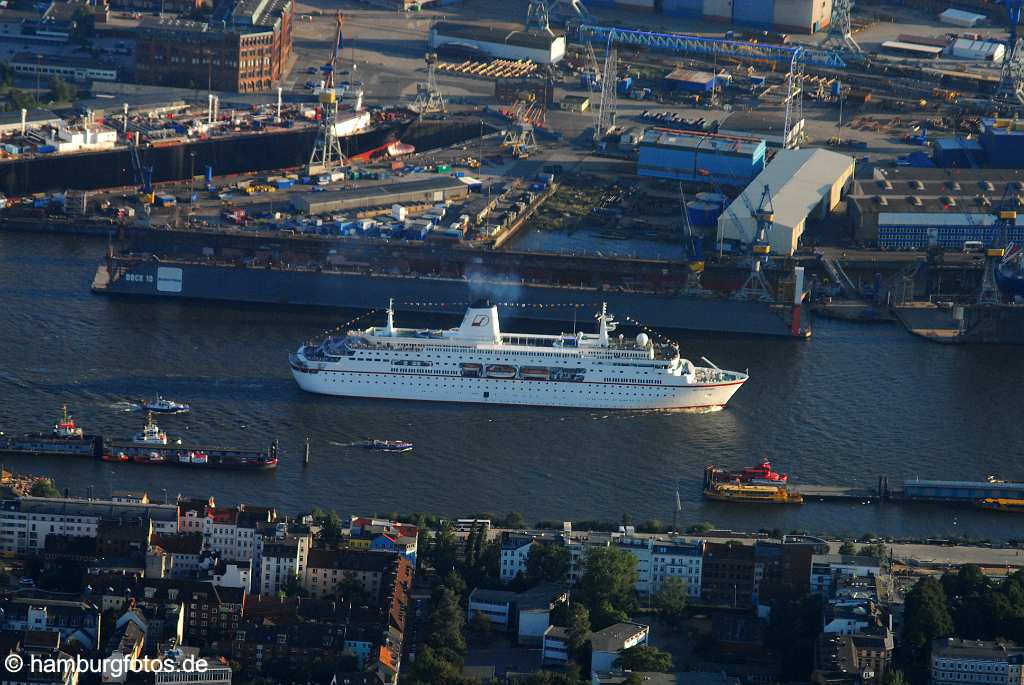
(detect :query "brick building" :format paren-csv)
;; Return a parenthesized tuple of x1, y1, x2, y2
(134, 0, 291, 93)
(701, 541, 758, 608)
(303, 549, 410, 600)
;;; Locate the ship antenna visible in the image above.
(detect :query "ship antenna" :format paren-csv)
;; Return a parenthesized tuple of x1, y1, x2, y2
(598, 302, 609, 347)
(386, 298, 395, 335)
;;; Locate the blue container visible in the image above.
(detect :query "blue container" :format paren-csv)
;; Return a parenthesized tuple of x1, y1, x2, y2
(300, 176, 312, 184)
(276, 179, 295, 189)
(37, 145, 56, 154)
(831, 80, 842, 97)
(686, 200, 722, 226)
(617, 77, 633, 95)
(733, 0, 774, 26)
(33, 198, 48, 208)
(662, 0, 701, 15)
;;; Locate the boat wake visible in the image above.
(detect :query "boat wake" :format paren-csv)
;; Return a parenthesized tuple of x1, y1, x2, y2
(111, 401, 142, 413)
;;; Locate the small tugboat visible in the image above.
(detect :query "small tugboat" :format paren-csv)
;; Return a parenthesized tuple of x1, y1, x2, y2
(141, 396, 191, 414)
(133, 413, 168, 445)
(0, 406, 103, 458)
(978, 498, 1024, 513)
(704, 458, 789, 488)
(53, 405, 84, 438)
(359, 439, 413, 453)
(738, 458, 788, 485)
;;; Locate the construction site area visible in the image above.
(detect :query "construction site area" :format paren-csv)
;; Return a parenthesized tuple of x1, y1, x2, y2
(3, 0, 1024, 341)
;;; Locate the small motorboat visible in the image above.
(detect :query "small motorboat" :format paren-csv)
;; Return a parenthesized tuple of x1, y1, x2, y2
(141, 396, 191, 414)
(359, 439, 413, 453)
(133, 413, 169, 445)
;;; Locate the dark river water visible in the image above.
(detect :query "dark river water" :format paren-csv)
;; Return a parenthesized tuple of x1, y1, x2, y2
(1, 231, 1021, 540)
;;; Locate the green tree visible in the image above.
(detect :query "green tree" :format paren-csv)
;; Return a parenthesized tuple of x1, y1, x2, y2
(277, 574, 306, 598)
(0, 62, 13, 87)
(592, 599, 629, 629)
(29, 478, 60, 498)
(576, 546, 638, 628)
(405, 645, 469, 685)
(310, 508, 344, 546)
(838, 541, 858, 555)
(859, 542, 889, 560)
(426, 587, 466, 655)
(526, 542, 570, 584)
(884, 669, 908, 685)
(10, 89, 35, 110)
(903, 576, 954, 650)
(429, 520, 459, 575)
(614, 644, 673, 672)
(469, 610, 494, 644)
(686, 521, 715, 534)
(654, 576, 688, 629)
(47, 76, 76, 103)
(70, 6, 95, 43)
(502, 511, 526, 529)
(565, 602, 591, 655)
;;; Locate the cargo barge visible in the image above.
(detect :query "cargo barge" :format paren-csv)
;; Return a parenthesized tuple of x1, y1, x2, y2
(0, 408, 278, 471)
(91, 221, 809, 338)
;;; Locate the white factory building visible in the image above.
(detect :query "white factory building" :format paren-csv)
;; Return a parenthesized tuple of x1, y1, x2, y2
(429, 22, 566, 64)
(718, 148, 855, 256)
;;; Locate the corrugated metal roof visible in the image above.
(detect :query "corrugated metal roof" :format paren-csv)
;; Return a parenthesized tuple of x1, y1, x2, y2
(881, 41, 944, 55)
(665, 68, 716, 84)
(879, 212, 1024, 226)
(878, 212, 996, 226)
(641, 128, 764, 156)
(720, 148, 855, 252)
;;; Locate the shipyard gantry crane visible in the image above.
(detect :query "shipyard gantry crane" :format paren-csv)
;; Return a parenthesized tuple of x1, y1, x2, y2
(578, 25, 840, 148)
(734, 184, 777, 301)
(821, 0, 861, 54)
(412, 52, 446, 118)
(978, 193, 1017, 304)
(994, 0, 1024, 108)
(309, 11, 346, 172)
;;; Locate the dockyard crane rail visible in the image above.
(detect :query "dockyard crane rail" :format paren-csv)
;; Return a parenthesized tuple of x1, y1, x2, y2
(576, 25, 848, 69)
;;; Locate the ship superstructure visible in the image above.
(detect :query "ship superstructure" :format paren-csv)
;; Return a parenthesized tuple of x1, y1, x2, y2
(289, 300, 748, 410)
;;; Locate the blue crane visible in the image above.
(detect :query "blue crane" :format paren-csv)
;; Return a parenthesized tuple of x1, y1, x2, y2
(576, 25, 847, 69)
(129, 144, 152, 196)
(995, 0, 1024, 105)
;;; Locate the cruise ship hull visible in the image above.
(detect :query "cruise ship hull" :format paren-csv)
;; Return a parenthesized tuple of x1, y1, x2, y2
(289, 365, 744, 410)
(93, 260, 800, 337)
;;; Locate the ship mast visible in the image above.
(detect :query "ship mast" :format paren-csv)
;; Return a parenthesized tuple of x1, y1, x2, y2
(385, 298, 396, 336)
(597, 302, 616, 347)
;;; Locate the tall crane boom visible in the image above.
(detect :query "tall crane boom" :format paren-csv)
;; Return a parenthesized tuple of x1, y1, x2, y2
(309, 12, 347, 172)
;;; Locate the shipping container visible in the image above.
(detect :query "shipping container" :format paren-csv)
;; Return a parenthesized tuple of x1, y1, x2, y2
(663, 0, 702, 16)
(614, 0, 655, 9)
(734, 0, 774, 27)
(702, 0, 732, 20)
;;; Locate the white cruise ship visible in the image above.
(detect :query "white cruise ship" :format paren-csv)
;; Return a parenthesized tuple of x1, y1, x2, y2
(288, 301, 748, 410)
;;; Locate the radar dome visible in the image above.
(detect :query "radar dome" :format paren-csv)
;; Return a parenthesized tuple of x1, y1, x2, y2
(636, 333, 650, 347)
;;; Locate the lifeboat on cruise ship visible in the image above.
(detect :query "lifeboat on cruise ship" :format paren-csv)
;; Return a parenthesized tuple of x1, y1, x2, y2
(485, 364, 517, 379)
(460, 363, 482, 378)
(520, 367, 550, 380)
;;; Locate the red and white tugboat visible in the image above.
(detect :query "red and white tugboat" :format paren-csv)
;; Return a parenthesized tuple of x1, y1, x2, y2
(53, 405, 83, 438)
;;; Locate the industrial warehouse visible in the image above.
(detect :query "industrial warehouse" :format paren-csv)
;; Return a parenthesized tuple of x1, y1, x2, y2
(429, 21, 567, 64)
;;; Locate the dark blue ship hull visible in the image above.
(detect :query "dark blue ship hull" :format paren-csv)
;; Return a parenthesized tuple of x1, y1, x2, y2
(93, 258, 801, 337)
